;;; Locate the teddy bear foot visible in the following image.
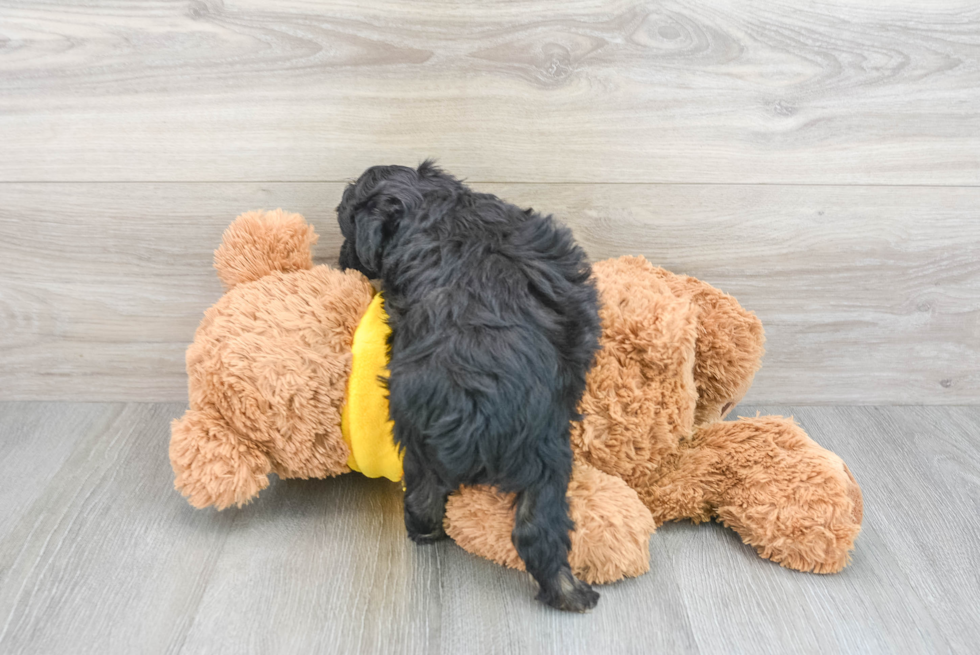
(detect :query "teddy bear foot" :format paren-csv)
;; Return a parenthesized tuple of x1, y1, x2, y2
(844, 463, 864, 525)
(702, 417, 864, 574)
(444, 463, 656, 585)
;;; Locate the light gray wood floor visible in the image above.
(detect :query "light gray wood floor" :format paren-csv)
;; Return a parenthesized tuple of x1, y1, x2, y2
(0, 403, 977, 654)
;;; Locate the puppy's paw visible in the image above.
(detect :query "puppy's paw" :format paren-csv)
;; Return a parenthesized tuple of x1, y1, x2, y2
(407, 525, 449, 545)
(536, 567, 600, 613)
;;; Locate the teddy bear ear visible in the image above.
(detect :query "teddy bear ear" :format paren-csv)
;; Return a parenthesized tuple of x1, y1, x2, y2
(214, 209, 318, 290)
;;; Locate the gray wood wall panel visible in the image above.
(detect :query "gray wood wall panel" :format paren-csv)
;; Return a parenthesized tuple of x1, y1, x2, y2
(0, 1, 978, 184)
(1, 182, 977, 403)
(1, 1, 978, 403)
(0, 403, 978, 654)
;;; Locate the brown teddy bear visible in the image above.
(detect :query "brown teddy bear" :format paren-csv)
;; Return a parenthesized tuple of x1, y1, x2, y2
(170, 209, 863, 584)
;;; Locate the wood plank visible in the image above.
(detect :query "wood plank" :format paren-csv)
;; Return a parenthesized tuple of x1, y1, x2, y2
(1, 182, 977, 403)
(0, 402, 118, 541)
(1, 403, 978, 653)
(1, 1, 978, 184)
(785, 405, 980, 655)
(175, 472, 444, 654)
(0, 182, 343, 402)
(0, 402, 239, 655)
(178, 476, 702, 655)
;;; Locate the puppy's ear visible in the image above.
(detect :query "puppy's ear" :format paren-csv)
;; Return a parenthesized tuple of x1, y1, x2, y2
(354, 192, 408, 274)
(354, 207, 385, 273)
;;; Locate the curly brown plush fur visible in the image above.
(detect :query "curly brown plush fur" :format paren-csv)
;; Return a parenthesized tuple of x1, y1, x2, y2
(171, 210, 863, 581)
(171, 211, 374, 509)
(448, 462, 657, 585)
(447, 257, 862, 576)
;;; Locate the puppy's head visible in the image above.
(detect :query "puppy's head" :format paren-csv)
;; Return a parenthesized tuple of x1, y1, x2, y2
(337, 162, 441, 278)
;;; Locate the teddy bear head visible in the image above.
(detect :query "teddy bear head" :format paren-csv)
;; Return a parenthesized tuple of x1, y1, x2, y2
(170, 210, 375, 509)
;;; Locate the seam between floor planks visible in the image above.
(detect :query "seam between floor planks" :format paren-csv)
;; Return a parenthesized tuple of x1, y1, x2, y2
(0, 403, 978, 654)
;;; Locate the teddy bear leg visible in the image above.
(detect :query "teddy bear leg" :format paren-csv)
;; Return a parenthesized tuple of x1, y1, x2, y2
(697, 417, 863, 573)
(170, 408, 273, 510)
(444, 462, 656, 585)
(647, 267, 766, 426)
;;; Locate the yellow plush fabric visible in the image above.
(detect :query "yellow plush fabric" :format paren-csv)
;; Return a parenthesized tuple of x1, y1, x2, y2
(340, 293, 404, 481)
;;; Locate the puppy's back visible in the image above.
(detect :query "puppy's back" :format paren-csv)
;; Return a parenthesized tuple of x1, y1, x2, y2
(384, 184, 600, 487)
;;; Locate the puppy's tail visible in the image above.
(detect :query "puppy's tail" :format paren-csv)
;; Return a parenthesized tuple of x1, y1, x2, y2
(213, 209, 318, 290)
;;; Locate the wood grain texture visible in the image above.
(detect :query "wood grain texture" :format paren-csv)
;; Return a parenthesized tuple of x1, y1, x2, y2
(0, 403, 239, 654)
(0, 403, 978, 654)
(0, 402, 114, 540)
(1, 182, 977, 403)
(0, 1, 978, 184)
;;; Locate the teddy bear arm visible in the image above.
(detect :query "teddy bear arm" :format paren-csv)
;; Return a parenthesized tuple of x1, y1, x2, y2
(170, 408, 273, 510)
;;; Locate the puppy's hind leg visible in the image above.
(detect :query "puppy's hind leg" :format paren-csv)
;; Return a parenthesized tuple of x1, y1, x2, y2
(513, 475, 600, 612)
(402, 445, 452, 544)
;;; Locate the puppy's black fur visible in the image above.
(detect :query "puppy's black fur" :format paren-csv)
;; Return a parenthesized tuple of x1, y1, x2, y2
(336, 162, 601, 612)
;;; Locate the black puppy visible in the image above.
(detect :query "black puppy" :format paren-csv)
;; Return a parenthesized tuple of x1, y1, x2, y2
(336, 162, 601, 611)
